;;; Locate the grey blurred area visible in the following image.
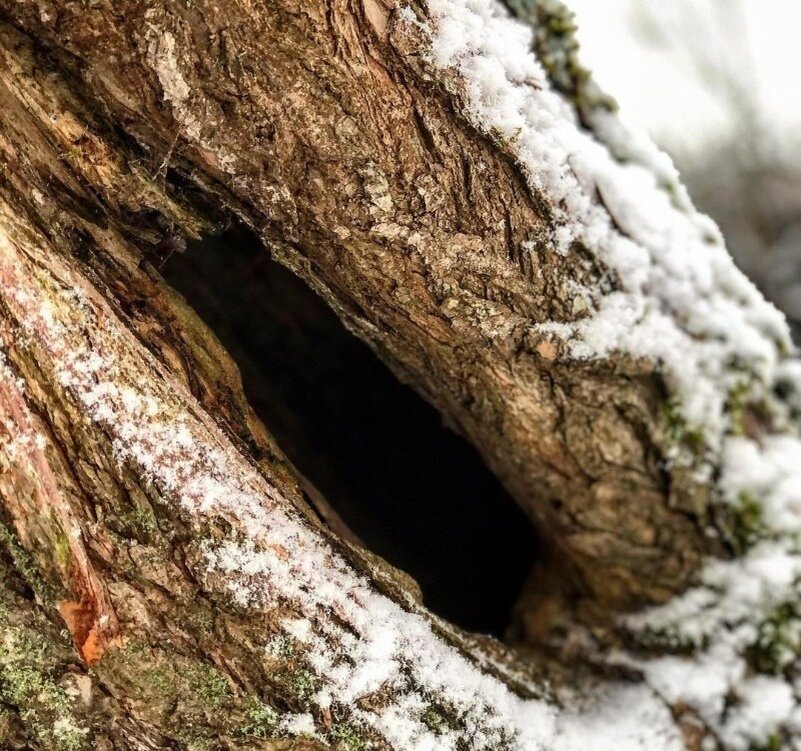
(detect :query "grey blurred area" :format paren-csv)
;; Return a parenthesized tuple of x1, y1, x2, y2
(569, 0, 801, 342)
(680, 138, 801, 341)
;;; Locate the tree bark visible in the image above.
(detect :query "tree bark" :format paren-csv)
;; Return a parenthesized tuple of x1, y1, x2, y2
(3, 0, 713, 609)
(0, 1, 798, 750)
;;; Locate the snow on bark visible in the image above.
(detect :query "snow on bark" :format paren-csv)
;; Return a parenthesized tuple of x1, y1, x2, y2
(2, 0, 801, 747)
(408, 0, 790, 442)
(0, 208, 686, 749)
(402, 0, 801, 748)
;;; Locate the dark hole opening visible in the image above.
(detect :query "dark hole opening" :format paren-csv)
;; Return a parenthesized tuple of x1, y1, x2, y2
(163, 224, 539, 636)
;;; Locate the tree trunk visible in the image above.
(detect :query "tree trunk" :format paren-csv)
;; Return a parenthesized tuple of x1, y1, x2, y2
(0, 1, 798, 750)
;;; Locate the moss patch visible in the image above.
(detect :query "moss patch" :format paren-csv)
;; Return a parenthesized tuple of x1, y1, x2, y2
(729, 491, 765, 553)
(275, 667, 322, 709)
(746, 602, 801, 675)
(504, 0, 616, 115)
(0, 623, 89, 750)
(661, 398, 705, 455)
(329, 720, 367, 751)
(0, 520, 56, 603)
(97, 640, 342, 748)
(237, 695, 279, 739)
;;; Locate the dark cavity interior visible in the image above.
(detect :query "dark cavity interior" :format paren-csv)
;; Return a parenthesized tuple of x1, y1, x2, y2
(163, 223, 538, 636)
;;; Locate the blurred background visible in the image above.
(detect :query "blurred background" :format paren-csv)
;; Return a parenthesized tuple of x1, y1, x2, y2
(568, 0, 801, 340)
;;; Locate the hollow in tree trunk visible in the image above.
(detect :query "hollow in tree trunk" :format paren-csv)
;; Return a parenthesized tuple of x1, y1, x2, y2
(0, 1, 799, 750)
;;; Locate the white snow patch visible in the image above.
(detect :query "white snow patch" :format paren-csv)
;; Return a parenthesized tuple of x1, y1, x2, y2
(554, 684, 683, 751)
(720, 676, 795, 751)
(282, 617, 314, 644)
(280, 712, 318, 737)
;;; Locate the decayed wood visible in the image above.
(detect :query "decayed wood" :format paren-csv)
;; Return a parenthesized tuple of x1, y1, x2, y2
(0, 184, 543, 749)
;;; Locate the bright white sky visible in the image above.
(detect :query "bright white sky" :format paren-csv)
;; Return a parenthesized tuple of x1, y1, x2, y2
(567, 0, 801, 154)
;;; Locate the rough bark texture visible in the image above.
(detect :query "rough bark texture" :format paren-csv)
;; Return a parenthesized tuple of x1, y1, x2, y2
(0, 1, 769, 749)
(0, 0, 714, 614)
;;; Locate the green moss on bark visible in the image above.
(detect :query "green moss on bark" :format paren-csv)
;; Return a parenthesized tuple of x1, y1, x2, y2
(0, 596, 91, 750)
(503, 0, 616, 115)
